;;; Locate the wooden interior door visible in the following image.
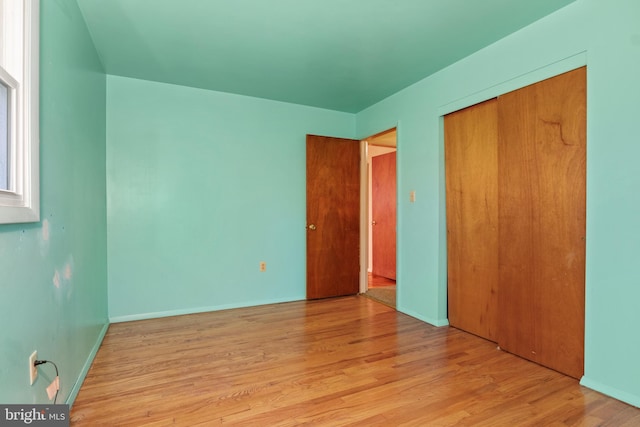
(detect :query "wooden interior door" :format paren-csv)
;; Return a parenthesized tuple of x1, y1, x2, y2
(497, 67, 586, 379)
(445, 99, 499, 342)
(372, 151, 397, 280)
(306, 135, 360, 299)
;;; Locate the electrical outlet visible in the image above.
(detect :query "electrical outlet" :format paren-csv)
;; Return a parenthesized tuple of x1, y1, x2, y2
(259, 261, 266, 272)
(29, 351, 37, 385)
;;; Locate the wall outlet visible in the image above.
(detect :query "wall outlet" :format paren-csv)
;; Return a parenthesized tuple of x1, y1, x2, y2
(259, 261, 266, 272)
(29, 351, 37, 385)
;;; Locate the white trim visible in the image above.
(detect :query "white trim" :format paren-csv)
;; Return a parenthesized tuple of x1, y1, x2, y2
(359, 140, 369, 294)
(0, 0, 40, 224)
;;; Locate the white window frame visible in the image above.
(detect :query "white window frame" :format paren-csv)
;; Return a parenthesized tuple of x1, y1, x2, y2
(0, 0, 39, 224)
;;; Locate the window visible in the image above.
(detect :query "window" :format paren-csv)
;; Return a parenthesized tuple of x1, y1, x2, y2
(0, 0, 39, 224)
(0, 79, 8, 190)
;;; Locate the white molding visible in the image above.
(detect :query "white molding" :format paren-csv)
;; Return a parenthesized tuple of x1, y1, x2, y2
(359, 139, 368, 294)
(0, 0, 40, 224)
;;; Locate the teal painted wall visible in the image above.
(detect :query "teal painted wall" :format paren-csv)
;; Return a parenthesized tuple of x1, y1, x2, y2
(0, 0, 107, 404)
(106, 76, 355, 321)
(356, 0, 640, 407)
(4, 0, 634, 410)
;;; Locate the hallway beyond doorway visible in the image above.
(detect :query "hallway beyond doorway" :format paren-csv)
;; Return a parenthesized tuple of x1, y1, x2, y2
(364, 273, 396, 308)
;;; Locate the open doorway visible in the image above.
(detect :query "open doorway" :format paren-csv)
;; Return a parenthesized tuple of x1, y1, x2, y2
(362, 128, 397, 308)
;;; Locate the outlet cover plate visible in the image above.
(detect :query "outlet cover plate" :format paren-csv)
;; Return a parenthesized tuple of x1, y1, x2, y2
(29, 351, 37, 385)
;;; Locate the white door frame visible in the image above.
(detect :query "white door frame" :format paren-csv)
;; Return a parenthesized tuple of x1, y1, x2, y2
(358, 128, 398, 295)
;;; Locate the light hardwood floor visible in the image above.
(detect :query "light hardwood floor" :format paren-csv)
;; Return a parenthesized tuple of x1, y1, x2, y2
(71, 296, 640, 426)
(368, 273, 396, 288)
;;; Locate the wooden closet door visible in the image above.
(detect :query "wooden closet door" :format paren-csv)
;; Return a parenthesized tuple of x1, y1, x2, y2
(497, 67, 586, 379)
(445, 99, 499, 342)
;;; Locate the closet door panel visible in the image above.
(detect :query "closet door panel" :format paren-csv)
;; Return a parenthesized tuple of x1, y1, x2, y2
(497, 67, 586, 379)
(445, 99, 499, 342)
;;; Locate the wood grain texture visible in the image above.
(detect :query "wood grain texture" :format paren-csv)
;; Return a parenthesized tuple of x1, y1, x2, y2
(70, 296, 639, 426)
(368, 272, 395, 288)
(497, 67, 586, 379)
(372, 151, 397, 280)
(306, 135, 360, 299)
(445, 98, 499, 342)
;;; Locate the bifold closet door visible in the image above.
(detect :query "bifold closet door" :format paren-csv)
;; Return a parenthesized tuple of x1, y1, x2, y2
(497, 67, 586, 379)
(445, 98, 499, 342)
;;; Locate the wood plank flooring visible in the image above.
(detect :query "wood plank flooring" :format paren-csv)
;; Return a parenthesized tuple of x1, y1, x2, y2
(368, 273, 396, 288)
(71, 296, 640, 426)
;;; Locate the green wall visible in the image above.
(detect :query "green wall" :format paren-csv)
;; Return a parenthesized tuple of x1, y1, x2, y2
(356, 0, 640, 407)
(0, 0, 107, 404)
(106, 76, 355, 321)
(3, 0, 636, 410)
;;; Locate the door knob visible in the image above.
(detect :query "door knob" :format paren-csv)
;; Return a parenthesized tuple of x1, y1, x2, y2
(308, 224, 317, 230)
(372, 220, 377, 225)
